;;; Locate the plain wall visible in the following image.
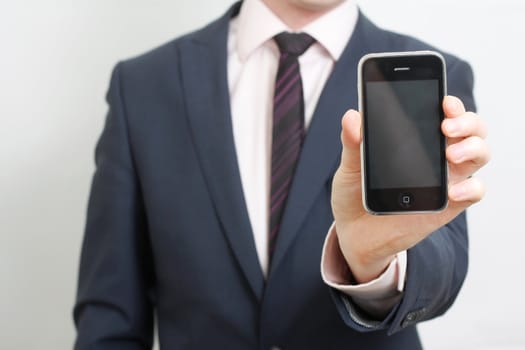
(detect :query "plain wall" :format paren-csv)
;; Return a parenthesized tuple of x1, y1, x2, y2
(1, 1, 523, 349)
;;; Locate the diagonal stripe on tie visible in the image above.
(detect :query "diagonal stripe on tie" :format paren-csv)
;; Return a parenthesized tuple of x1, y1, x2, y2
(269, 32, 315, 259)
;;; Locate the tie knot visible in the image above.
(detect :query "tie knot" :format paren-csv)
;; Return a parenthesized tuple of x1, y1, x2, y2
(274, 32, 315, 56)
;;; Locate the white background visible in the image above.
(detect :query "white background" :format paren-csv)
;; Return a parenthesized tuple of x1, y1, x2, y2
(1, 1, 523, 349)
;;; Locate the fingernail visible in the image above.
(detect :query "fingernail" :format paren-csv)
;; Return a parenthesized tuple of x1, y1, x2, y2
(450, 184, 466, 200)
(347, 110, 359, 123)
(447, 96, 460, 112)
(444, 120, 458, 135)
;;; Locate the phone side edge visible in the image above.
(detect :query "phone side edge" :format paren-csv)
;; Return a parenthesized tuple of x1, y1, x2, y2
(357, 53, 377, 214)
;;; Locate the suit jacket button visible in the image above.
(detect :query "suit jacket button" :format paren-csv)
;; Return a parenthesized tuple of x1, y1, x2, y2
(402, 307, 427, 328)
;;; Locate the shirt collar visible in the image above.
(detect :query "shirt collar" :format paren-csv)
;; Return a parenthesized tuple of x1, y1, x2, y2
(236, 0, 358, 62)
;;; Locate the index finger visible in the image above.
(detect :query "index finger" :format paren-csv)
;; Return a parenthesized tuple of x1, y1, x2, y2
(443, 95, 466, 119)
(442, 112, 488, 139)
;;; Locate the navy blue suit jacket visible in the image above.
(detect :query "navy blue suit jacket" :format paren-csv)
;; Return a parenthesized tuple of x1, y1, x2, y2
(74, 3, 474, 349)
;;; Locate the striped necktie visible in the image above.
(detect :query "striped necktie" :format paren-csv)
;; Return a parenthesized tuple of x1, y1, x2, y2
(269, 32, 315, 258)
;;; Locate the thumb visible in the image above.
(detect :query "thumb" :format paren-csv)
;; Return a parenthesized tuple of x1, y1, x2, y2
(340, 109, 362, 174)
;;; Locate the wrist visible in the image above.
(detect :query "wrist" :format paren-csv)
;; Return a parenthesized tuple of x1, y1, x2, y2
(345, 252, 394, 284)
(334, 221, 397, 284)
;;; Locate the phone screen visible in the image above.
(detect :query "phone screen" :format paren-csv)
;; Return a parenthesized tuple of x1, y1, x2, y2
(360, 52, 447, 213)
(366, 79, 441, 189)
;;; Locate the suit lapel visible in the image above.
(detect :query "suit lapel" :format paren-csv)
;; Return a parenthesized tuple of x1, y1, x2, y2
(269, 12, 375, 275)
(179, 3, 264, 301)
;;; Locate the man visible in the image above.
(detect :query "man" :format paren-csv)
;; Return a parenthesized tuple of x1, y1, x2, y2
(74, 0, 489, 349)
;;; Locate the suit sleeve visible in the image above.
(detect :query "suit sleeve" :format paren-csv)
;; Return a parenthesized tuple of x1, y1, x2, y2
(73, 63, 155, 349)
(330, 58, 474, 335)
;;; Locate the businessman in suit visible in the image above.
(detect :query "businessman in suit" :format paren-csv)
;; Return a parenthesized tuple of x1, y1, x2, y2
(74, 0, 489, 349)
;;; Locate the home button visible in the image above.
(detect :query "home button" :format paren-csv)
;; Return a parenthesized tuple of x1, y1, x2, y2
(399, 193, 413, 209)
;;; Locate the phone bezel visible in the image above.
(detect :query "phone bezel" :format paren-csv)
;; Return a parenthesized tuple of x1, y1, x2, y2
(358, 51, 448, 215)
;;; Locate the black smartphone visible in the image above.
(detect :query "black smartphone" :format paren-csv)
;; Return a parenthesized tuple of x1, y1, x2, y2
(358, 51, 448, 214)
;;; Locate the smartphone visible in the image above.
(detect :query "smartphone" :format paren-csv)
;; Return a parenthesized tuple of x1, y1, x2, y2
(358, 51, 448, 214)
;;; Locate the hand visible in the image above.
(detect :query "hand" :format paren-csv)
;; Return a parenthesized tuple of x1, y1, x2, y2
(331, 96, 490, 283)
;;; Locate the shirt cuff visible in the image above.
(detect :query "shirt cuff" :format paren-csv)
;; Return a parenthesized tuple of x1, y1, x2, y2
(320, 222, 407, 317)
